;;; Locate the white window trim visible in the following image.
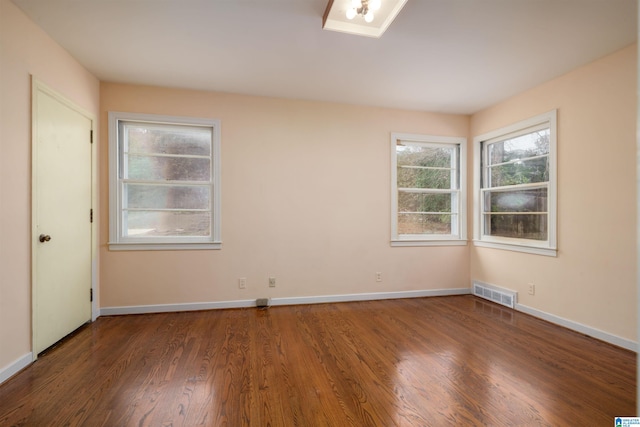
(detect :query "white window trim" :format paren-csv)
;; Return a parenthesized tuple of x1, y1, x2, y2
(472, 110, 557, 257)
(108, 112, 222, 251)
(391, 133, 467, 247)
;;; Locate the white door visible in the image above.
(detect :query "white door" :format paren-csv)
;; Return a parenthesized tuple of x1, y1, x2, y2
(32, 80, 93, 355)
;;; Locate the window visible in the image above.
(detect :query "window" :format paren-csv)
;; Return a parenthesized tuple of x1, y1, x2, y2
(473, 110, 557, 256)
(391, 133, 467, 246)
(108, 112, 221, 250)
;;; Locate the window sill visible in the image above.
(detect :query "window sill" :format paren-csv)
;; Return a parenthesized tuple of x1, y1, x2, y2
(473, 240, 556, 257)
(108, 242, 222, 251)
(391, 239, 467, 247)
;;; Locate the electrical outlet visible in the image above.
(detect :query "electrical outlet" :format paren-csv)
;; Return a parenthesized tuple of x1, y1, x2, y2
(528, 283, 535, 295)
(239, 278, 246, 289)
(375, 272, 382, 282)
(269, 277, 276, 287)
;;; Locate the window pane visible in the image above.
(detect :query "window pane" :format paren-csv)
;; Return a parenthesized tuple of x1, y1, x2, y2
(488, 128, 549, 165)
(399, 213, 453, 235)
(484, 213, 547, 240)
(391, 135, 465, 242)
(399, 192, 455, 213)
(126, 155, 211, 181)
(476, 111, 555, 248)
(489, 156, 548, 187)
(397, 144, 453, 168)
(397, 167, 452, 189)
(125, 211, 211, 237)
(484, 188, 547, 213)
(125, 124, 211, 156)
(126, 184, 210, 209)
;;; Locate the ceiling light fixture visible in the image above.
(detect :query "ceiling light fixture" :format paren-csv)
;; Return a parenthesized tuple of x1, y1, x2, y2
(322, 0, 408, 38)
(346, 0, 381, 23)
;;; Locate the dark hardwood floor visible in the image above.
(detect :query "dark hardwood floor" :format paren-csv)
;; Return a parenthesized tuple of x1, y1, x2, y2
(0, 296, 635, 426)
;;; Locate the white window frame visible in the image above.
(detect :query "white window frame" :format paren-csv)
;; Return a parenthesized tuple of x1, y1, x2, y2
(391, 133, 467, 247)
(108, 112, 221, 251)
(473, 110, 557, 257)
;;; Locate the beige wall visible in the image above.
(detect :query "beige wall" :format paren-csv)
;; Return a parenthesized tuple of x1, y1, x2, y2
(469, 44, 637, 341)
(0, 0, 100, 373)
(100, 84, 471, 308)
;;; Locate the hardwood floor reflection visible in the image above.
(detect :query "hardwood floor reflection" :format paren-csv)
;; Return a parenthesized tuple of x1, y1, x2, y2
(0, 296, 635, 426)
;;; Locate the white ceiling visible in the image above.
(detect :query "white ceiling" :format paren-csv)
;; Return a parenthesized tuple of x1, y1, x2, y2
(12, 0, 637, 114)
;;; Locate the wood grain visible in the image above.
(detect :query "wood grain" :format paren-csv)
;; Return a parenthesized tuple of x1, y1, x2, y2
(0, 296, 635, 426)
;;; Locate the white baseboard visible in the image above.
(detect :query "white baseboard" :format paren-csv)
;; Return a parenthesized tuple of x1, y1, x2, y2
(0, 353, 32, 385)
(100, 288, 471, 316)
(515, 303, 637, 352)
(101, 299, 256, 316)
(271, 288, 470, 306)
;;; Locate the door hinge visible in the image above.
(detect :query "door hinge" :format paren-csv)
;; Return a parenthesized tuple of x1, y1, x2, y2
(90, 130, 93, 144)
(90, 208, 93, 223)
(90, 288, 93, 302)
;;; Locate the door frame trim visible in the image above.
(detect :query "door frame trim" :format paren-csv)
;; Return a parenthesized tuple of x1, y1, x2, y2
(31, 77, 98, 360)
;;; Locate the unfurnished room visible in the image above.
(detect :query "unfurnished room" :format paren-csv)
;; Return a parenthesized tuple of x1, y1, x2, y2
(0, 0, 638, 425)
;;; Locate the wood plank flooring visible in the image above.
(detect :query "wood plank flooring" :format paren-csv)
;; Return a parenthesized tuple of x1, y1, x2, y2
(0, 296, 635, 426)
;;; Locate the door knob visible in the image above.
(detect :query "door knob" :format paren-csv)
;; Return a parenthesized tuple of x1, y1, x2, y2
(39, 234, 51, 243)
